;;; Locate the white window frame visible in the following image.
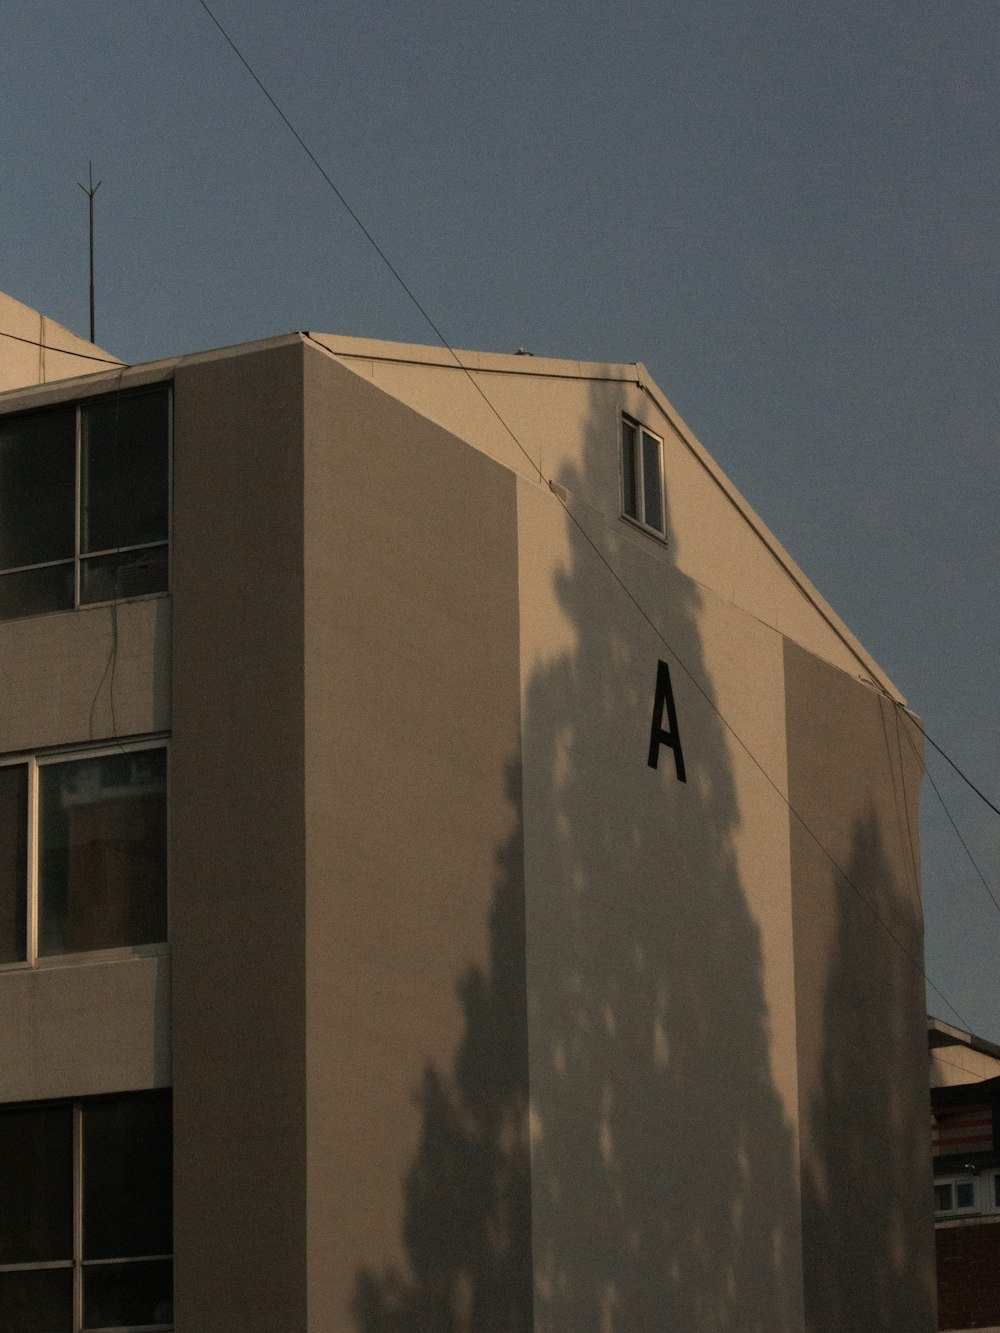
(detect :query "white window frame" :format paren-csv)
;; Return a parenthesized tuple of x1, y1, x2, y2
(933, 1170, 1000, 1219)
(0, 384, 172, 618)
(620, 414, 666, 539)
(934, 1174, 979, 1217)
(0, 738, 169, 971)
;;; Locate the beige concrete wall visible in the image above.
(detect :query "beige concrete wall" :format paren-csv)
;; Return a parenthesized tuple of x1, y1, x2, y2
(316, 338, 896, 697)
(0, 290, 122, 391)
(784, 641, 935, 1332)
(931, 1044, 1000, 1088)
(301, 347, 529, 1332)
(0, 597, 170, 751)
(171, 344, 308, 1333)
(517, 467, 805, 1331)
(0, 956, 170, 1101)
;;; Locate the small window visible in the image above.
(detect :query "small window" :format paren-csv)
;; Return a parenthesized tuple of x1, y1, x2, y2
(0, 742, 167, 967)
(934, 1176, 978, 1216)
(0, 1092, 172, 1331)
(0, 386, 170, 621)
(621, 415, 665, 536)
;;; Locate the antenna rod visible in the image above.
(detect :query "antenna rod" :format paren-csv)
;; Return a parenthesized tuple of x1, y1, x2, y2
(78, 162, 102, 344)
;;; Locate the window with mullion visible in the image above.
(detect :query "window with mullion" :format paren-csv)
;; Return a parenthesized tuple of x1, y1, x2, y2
(621, 414, 665, 537)
(0, 743, 168, 968)
(0, 387, 169, 622)
(0, 1094, 172, 1332)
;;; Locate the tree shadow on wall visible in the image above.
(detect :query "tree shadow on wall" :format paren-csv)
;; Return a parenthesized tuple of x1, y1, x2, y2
(352, 764, 532, 1333)
(354, 377, 804, 1332)
(799, 811, 935, 1332)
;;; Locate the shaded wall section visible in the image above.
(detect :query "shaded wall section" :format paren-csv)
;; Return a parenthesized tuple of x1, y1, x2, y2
(785, 640, 935, 1332)
(302, 348, 530, 1332)
(171, 343, 308, 1333)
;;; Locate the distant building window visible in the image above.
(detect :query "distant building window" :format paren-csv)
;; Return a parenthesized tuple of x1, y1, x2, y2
(0, 743, 167, 966)
(0, 386, 170, 621)
(935, 1178, 976, 1215)
(621, 415, 665, 537)
(0, 1091, 172, 1331)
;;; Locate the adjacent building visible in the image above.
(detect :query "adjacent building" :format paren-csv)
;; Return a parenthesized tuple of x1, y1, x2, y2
(930, 1018, 1000, 1331)
(0, 297, 937, 1332)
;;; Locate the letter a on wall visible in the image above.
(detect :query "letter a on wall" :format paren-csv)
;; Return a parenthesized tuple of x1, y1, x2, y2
(647, 659, 687, 782)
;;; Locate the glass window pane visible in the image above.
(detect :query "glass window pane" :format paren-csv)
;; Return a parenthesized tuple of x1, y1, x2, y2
(956, 1180, 975, 1209)
(0, 1266, 73, 1333)
(621, 420, 637, 518)
(994, 1174, 1000, 1209)
(0, 408, 76, 570)
(83, 1093, 172, 1259)
(641, 430, 663, 533)
(39, 749, 167, 956)
(0, 1104, 73, 1263)
(0, 764, 28, 963)
(934, 1182, 951, 1211)
(81, 390, 169, 555)
(83, 1259, 173, 1329)
(79, 545, 168, 606)
(0, 564, 75, 623)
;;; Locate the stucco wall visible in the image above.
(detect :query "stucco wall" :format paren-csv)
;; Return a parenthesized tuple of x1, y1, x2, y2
(0, 290, 121, 391)
(317, 338, 895, 696)
(517, 466, 806, 1331)
(301, 346, 529, 1332)
(171, 343, 308, 1332)
(785, 640, 935, 1332)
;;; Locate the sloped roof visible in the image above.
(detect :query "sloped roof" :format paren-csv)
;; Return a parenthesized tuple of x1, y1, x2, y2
(0, 291, 122, 392)
(0, 324, 906, 701)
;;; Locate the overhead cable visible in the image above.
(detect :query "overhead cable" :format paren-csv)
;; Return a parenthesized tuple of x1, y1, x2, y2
(898, 713, 1000, 920)
(196, 0, 973, 1032)
(900, 708, 1000, 820)
(0, 329, 124, 366)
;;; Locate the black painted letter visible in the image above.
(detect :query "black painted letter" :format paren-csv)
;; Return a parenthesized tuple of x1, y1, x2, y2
(647, 659, 687, 782)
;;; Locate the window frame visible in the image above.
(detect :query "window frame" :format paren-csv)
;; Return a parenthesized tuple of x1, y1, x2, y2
(620, 413, 666, 539)
(934, 1175, 978, 1217)
(0, 384, 172, 621)
(0, 738, 169, 971)
(932, 1170, 1000, 1220)
(0, 1091, 173, 1332)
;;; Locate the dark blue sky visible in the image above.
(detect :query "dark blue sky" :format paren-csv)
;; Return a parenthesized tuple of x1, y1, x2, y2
(4, 0, 999, 1035)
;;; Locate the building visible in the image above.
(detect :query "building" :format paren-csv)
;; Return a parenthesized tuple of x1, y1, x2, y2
(0, 296, 936, 1332)
(930, 1018, 1000, 1331)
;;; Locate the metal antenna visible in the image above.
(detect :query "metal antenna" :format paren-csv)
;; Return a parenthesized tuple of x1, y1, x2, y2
(78, 162, 102, 343)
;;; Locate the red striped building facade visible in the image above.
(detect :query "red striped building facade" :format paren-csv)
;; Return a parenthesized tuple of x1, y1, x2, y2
(931, 1022, 1000, 1330)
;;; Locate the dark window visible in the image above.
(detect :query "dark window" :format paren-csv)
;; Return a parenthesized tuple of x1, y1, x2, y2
(0, 387, 169, 621)
(0, 744, 167, 967)
(0, 1093, 172, 1332)
(621, 414, 665, 537)
(0, 765, 28, 964)
(0, 407, 76, 570)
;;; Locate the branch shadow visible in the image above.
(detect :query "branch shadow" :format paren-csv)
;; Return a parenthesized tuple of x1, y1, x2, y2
(798, 812, 936, 1331)
(352, 376, 804, 1332)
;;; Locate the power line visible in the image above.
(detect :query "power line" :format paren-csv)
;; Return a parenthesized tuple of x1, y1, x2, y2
(197, 0, 972, 1031)
(0, 329, 123, 366)
(898, 712, 1000, 921)
(900, 708, 1000, 820)
(932, 1050, 1000, 1083)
